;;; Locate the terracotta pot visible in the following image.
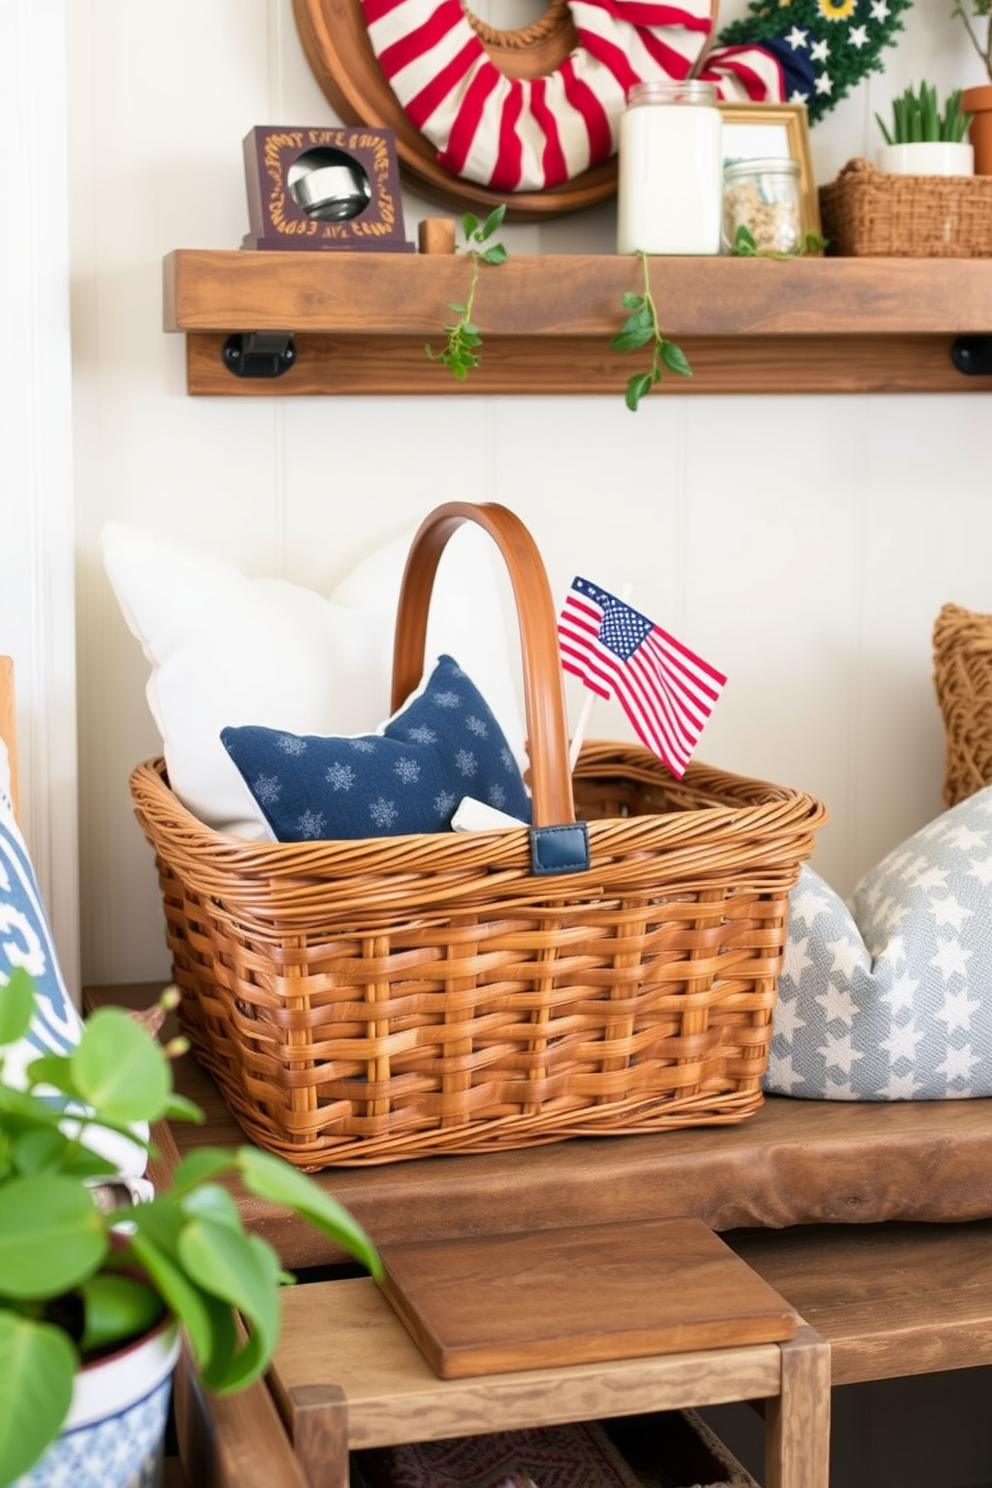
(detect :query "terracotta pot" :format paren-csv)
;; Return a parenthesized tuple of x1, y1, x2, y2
(963, 84, 992, 176)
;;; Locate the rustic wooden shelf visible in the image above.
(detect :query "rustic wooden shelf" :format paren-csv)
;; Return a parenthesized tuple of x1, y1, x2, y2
(164, 249, 992, 395)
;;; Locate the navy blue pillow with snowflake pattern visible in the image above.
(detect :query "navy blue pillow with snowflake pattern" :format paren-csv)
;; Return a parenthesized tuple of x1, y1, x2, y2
(221, 654, 531, 842)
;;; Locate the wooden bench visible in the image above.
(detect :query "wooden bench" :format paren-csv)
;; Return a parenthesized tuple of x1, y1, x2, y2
(86, 980, 992, 1400)
(166, 1343, 309, 1487)
(6, 646, 989, 1479)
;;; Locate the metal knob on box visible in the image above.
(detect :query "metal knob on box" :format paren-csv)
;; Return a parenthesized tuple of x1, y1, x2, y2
(289, 162, 372, 221)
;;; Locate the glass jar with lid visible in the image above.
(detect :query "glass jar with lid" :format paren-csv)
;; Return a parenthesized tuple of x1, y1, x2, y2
(616, 80, 723, 256)
(722, 157, 804, 255)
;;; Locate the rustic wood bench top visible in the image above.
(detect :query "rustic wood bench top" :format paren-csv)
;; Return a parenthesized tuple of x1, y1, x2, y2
(86, 982, 992, 1387)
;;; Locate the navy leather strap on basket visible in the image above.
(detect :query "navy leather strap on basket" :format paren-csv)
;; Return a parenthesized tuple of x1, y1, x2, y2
(530, 822, 590, 876)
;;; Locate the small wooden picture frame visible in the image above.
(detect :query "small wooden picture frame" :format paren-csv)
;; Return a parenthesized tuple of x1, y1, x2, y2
(242, 125, 414, 252)
(718, 102, 821, 239)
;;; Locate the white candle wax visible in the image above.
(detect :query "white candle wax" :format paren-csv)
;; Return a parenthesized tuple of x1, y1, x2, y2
(617, 94, 723, 256)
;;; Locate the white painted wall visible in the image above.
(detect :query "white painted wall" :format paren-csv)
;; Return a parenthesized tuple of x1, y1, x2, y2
(1, 0, 80, 997)
(65, 0, 992, 987)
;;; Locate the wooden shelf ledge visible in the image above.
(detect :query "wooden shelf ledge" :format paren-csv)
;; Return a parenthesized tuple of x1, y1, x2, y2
(163, 249, 992, 395)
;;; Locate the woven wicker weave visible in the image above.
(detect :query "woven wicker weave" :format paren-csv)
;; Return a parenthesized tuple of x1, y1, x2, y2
(819, 157, 992, 257)
(131, 503, 826, 1168)
(933, 602, 992, 807)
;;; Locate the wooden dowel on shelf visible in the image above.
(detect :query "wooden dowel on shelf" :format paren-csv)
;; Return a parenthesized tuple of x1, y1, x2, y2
(418, 218, 457, 254)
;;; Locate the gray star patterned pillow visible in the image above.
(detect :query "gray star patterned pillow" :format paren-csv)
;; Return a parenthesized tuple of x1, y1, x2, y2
(764, 784, 992, 1100)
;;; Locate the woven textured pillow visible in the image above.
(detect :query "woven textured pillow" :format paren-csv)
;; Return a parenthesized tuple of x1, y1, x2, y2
(933, 602, 992, 808)
(221, 655, 531, 843)
(764, 783, 992, 1100)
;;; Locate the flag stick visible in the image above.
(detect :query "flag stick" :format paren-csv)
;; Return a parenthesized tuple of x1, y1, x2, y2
(569, 692, 596, 771)
(568, 583, 633, 770)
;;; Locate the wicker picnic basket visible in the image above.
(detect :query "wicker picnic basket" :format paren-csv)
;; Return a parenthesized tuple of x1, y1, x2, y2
(130, 502, 827, 1169)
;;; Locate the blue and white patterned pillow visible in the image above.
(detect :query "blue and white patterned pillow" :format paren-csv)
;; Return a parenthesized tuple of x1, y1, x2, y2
(221, 654, 532, 843)
(765, 784, 992, 1100)
(1, 742, 151, 1186)
(0, 740, 84, 1088)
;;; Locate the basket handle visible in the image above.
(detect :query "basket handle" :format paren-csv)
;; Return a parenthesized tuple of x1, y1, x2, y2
(391, 502, 577, 831)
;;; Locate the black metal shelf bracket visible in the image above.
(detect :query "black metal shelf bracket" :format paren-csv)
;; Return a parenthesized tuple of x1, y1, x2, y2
(223, 332, 297, 378)
(951, 336, 992, 376)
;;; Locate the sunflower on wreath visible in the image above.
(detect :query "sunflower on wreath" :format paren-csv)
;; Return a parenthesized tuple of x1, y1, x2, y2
(718, 0, 914, 123)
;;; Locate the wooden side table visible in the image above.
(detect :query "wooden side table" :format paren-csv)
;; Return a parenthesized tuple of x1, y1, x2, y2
(265, 1278, 830, 1488)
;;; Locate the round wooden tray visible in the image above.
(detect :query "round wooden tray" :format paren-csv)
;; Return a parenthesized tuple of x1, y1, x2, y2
(292, 0, 646, 220)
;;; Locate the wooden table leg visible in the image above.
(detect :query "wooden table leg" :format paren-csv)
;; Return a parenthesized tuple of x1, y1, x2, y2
(287, 1383, 351, 1488)
(172, 1345, 310, 1487)
(764, 1325, 831, 1488)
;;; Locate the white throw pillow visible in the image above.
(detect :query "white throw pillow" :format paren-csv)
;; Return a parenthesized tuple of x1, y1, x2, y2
(330, 527, 526, 787)
(103, 521, 526, 839)
(765, 785, 992, 1100)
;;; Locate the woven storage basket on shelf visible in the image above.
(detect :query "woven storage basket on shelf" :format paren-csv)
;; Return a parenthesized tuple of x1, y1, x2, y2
(933, 602, 992, 808)
(819, 157, 992, 257)
(130, 502, 827, 1169)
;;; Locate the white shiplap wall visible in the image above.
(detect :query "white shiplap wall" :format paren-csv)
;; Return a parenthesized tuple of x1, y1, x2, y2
(1, 0, 79, 997)
(65, 0, 992, 987)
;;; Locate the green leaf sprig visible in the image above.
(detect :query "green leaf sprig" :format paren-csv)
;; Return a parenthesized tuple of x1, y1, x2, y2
(731, 225, 829, 259)
(611, 249, 691, 411)
(425, 205, 508, 381)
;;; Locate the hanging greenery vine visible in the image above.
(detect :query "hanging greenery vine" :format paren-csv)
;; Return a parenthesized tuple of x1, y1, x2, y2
(717, 0, 915, 126)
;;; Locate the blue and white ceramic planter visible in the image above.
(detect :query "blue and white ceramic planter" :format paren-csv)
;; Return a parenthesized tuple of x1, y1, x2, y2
(15, 1317, 180, 1488)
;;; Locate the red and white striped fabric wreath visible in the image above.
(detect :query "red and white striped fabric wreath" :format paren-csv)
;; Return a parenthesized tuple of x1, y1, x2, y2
(360, 0, 791, 192)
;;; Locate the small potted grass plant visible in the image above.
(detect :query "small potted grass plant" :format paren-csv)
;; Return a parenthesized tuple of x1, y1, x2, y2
(0, 969, 381, 1487)
(875, 81, 975, 175)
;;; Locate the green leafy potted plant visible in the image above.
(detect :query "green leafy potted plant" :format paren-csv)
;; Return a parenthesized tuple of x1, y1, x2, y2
(0, 969, 381, 1487)
(954, 1, 992, 172)
(875, 81, 974, 175)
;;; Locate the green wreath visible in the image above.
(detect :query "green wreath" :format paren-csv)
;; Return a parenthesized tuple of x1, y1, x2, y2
(718, 0, 915, 125)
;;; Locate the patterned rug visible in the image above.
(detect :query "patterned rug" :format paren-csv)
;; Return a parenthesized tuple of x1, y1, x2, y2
(353, 1412, 756, 1488)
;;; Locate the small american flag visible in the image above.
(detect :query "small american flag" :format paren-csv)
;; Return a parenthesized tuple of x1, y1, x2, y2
(557, 576, 727, 778)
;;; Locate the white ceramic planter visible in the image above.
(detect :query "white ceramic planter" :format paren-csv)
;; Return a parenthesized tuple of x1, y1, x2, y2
(14, 1318, 180, 1488)
(875, 141, 975, 176)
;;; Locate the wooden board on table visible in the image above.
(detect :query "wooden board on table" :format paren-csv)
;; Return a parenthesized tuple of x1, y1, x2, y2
(378, 1216, 797, 1379)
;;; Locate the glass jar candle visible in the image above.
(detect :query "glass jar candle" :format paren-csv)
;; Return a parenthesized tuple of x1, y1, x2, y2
(722, 157, 803, 255)
(616, 80, 722, 256)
